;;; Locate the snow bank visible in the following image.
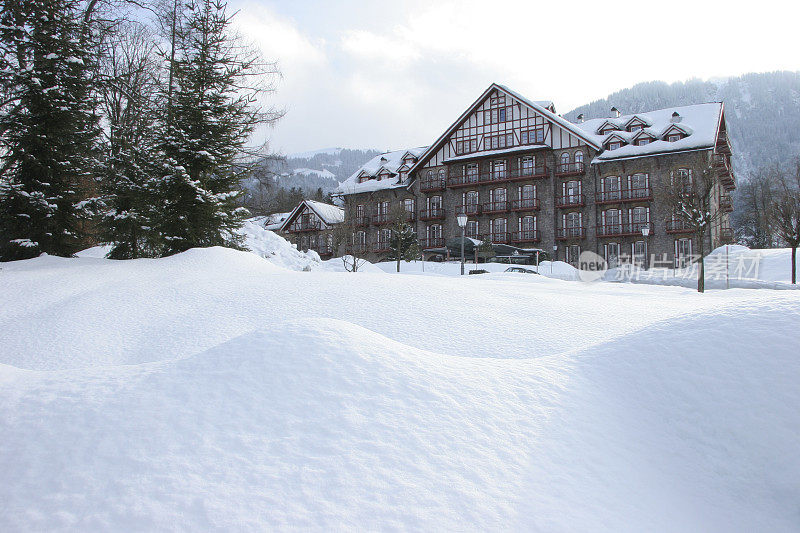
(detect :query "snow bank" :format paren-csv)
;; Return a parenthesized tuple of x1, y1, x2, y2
(1, 246, 799, 530)
(240, 219, 322, 271)
(375, 259, 580, 280)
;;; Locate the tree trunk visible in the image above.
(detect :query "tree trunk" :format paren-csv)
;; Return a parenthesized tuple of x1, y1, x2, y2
(396, 256, 400, 273)
(697, 230, 705, 293)
(792, 245, 797, 284)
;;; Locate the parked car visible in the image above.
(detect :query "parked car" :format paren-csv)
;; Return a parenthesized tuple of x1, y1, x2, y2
(504, 266, 538, 274)
(468, 269, 489, 275)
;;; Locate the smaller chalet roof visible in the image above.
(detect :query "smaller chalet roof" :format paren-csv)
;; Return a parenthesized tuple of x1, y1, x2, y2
(264, 211, 291, 231)
(574, 103, 723, 162)
(337, 146, 428, 195)
(279, 199, 344, 232)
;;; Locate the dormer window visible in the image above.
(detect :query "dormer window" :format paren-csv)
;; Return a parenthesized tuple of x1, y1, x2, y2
(635, 138, 651, 146)
(399, 171, 408, 181)
(600, 127, 617, 136)
(667, 134, 681, 142)
(607, 141, 623, 151)
(629, 125, 643, 133)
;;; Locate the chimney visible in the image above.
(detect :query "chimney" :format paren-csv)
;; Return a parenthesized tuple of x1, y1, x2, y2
(671, 111, 682, 123)
(576, 113, 585, 123)
(380, 157, 388, 163)
(611, 106, 620, 118)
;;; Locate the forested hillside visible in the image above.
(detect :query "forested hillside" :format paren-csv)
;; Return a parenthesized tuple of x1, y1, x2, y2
(564, 71, 800, 177)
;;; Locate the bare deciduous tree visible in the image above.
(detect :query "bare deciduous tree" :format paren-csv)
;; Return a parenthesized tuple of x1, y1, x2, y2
(331, 195, 367, 272)
(657, 163, 726, 293)
(770, 160, 800, 284)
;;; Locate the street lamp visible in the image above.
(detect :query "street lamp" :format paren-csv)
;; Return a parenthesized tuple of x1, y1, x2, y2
(552, 244, 557, 274)
(641, 225, 650, 269)
(457, 213, 468, 275)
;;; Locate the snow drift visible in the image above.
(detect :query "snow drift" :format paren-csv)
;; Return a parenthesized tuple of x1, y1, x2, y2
(1, 247, 799, 531)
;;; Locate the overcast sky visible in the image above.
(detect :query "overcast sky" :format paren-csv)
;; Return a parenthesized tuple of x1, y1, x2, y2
(230, 0, 800, 156)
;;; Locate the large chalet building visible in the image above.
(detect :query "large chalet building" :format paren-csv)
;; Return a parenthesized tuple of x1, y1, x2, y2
(331, 83, 734, 267)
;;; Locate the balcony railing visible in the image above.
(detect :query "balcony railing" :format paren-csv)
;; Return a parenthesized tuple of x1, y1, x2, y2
(372, 241, 391, 253)
(665, 219, 694, 233)
(419, 208, 445, 221)
(511, 229, 540, 243)
(714, 154, 736, 189)
(510, 198, 539, 211)
(719, 194, 733, 212)
(372, 213, 391, 225)
(483, 232, 511, 244)
(354, 216, 370, 227)
(595, 187, 653, 204)
(447, 167, 548, 188)
(555, 226, 586, 240)
(455, 204, 482, 216)
(419, 178, 446, 192)
(554, 162, 586, 177)
(352, 243, 368, 254)
(288, 221, 322, 233)
(555, 194, 585, 208)
(420, 237, 445, 249)
(482, 200, 510, 214)
(596, 222, 653, 237)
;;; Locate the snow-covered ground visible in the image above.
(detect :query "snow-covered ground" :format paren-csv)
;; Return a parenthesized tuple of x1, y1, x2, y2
(1, 232, 799, 531)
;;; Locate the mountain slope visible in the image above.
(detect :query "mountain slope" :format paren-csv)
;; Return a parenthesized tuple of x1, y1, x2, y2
(565, 71, 800, 176)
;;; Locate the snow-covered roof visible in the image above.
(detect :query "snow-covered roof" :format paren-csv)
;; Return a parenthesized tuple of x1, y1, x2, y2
(279, 200, 344, 231)
(574, 103, 723, 162)
(264, 212, 291, 231)
(443, 144, 548, 163)
(337, 147, 428, 195)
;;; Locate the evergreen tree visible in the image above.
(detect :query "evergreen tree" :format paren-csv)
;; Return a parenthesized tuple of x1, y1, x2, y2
(97, 25, 163, 259)
(0, 0, 103, 261)
(387, 204, 418, 272)
(153, 0, 262, 255)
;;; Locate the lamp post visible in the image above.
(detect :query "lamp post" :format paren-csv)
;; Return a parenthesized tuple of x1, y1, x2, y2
(552, 244, 557, 274)
(641, 225, 650, 269)
(457, 213, 468, 275)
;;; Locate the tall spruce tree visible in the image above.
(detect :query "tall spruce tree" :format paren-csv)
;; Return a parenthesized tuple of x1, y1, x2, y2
(153, 0, 261, 255)
(97, 25, 163, 259)
(0, 0, 103, 261)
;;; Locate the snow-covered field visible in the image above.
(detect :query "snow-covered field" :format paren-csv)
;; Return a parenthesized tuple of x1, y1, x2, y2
(1, 230, 799, 531)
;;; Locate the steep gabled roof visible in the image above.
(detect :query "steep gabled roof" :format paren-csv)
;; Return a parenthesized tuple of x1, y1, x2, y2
(279, 200, 344, 232)
(409, 83, 602, 175)
(337, 146, 428, 195)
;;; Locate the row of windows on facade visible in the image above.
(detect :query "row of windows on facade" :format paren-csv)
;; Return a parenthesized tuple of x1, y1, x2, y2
(605, 129, 686, 150)
(425, 152, 583, 182)
(562, 239, 694, 267)
(454, 127, 547, 155)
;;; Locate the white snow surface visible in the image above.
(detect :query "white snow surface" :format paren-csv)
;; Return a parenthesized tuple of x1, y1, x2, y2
(1, 240, 799, 530)
(337, 146, 428, 195)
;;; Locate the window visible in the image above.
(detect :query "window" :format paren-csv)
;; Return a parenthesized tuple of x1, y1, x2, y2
(455, 138, 477, 154)
(491, 188, 507, 209)
(630, 206, 649, 231)
(673, 168, 692, 193)
(565, 211, 582, 228)
(465, 163, 478, 183)
(466, 220, 479, 238)
(521, 128, 545, 144)
(602, 176, 621, 200)
(560, 152, 570, 166)
(667, 133, 682, 142)
(635, 138, 651, 146)
(564, 180, 580, 203)
(438, 168, 446, 181)
(521, 156, 535, 175)
(604, 243, 621, 268)
(355, 231, 366, 246)
(675, 238, 693, 268)
(629, 125, 643, 132)
(487, 133, 514, 150)
(499, 107, 507, 122)
(520, 216, 536, 232)
(607, 141, 623, 150)
(490, 95, 506, 106)
(629, 173, 648, 195)
(574, 151, 584, 164)
(520, 184, 535, 200)
(602, 209, 622, 233)
(566, 245, 581, 264)
(491, 218, 507, 240)
(429, 195, 442, 211)
(356, 204, 364, 219)
(491, 160, 506, 179)
(464, 190, 479, 214)
(632, 240, 647, 265)
(403, 198, 415, 212)
(428, 224, 442, 240)
(376, 201, 388, 217)
(399, 170, 408, 181)
(426, 170, 433, 180)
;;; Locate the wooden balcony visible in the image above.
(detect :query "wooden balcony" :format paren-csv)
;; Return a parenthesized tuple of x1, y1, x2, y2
(665, 219, 694, 234)
(595, 187, 653, 204)
(420, 237, 445, 249)
(419, 178, 446, 192)
(288, 221, 322, 233)
(372, 241, 391, 253)
(482, 201, 510, 214)
(714, 154, 736, 190)
(555, 226, 586, 240)
(419, 208, 445, 221)
(482, 232, 511, 244)
(447, 167, 548, 188)
(354, 216, 370, 227)
(719, 193, 733, 212)
(510, 198, 539, 212)
(555, 194, 585, 208)
(511, 229, 540, 243)
(596, 222, 653, 237)
(455, 204, 482, 216)
(554, 162, 586, 177)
